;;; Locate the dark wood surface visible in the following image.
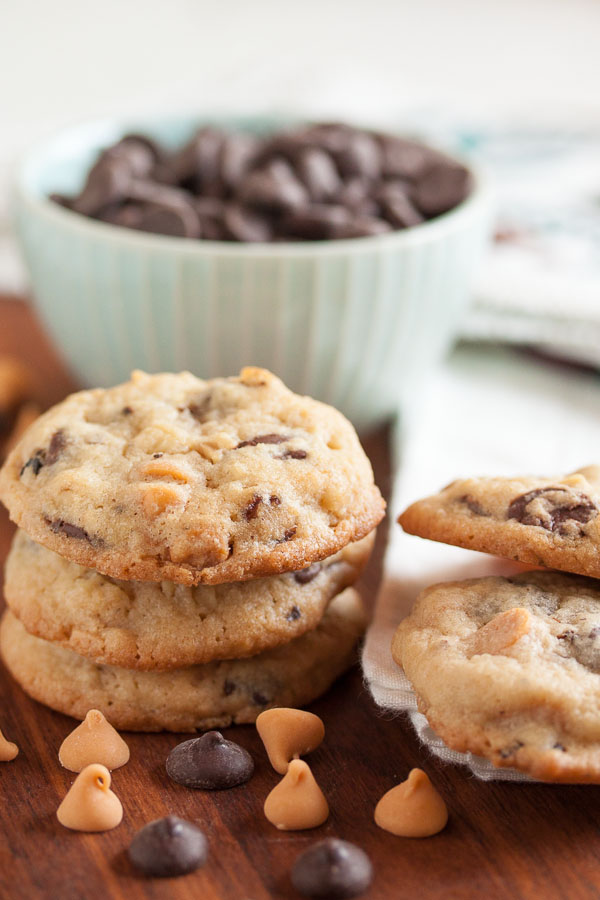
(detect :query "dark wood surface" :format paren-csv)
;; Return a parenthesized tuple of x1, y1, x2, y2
(1, 298, 600, 900)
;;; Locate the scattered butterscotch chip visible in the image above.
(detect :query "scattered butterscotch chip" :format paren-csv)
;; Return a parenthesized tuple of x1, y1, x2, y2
(0, 727, 19, 761)
(374, 768, 448, 838)
(59, 709, 130, 772)
(256, 708, 325, 774)
(57, 763, 123, 832)
(264, 759, 328, 830)
(465, 607, 531, 658)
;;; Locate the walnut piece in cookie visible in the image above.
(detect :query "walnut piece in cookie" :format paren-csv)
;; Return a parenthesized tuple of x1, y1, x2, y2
(399, 466, 600, 579)
(0, 368, 385, 585)
(393, 570, 600, 782)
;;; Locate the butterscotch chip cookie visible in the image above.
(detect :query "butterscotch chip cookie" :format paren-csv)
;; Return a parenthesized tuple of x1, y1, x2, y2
(5, 529, 373, 669)
(392, 570, 600, 782)
(0, 588, 367, 732)
(0, 368, 384, 585)
(399, 466, 600, 579)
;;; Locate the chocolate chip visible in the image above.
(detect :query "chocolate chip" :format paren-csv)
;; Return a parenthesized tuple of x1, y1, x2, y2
(166, 732, 254, 790)
(283, 206, 350, 240)
(244, 494, 262, 521)
(458, 494, 488, 517)
(72, 156, 132, 217)
(499, 741, 524, 759)
(128, 816, 208, 878)
(414, 162, 471, 218)
(153, 452, 163, 458)
(220, 133, 259, 189)
(188, 394, 212, 422)
(296, 148, 342, 202)
(239, 159, 309, 213)
(45, 430, 66, 466)
(557, 629, 600, 672)
(287, 605, 301, 621)
(377, 182, 424, 229)
(270, 495, 281, 506)
(330, 216, 393, 239)
(122, 406, 133, 415)
(553, 742, 567, 752)
(20, 452, 45, 477)
(291, 838, 373, 899)
(236, 433, 289, 448)
(170, 127, 225, 192)
(294, 563, 321, 584)
(277, 527, 297, 543)
(48, 519, 92, 542)
(223, 204, 272, 242)
(378, 135, 433, 180)
(137, 202, 201, 238)
(508, 487, 598, 537)
(252, 690, 271, 706)
(223, 679, 236, 696)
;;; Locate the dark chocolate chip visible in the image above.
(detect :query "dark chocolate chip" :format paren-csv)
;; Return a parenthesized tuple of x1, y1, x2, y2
(153, 452, 163, 458)
(499, 741, 524, 759)
(378, 135, 433, 180)
(287, 605, 302, 621)
(283, 205, 350, 240)
(244, 494, 262, 521)
(458, 494, 488, 517)
(296, 148, 342, 202)
(48, 519, 92, 542)
(223, 679, 236, 696)
(270, 495, 281, 506)
(252, 690, 271, 706)
(73, 156, 132, 217)
(236, 433, 289, 448)
(220, 134, 260, 189)
(291, 838, 373, 899)
(414, 162, 471, 218)
(377, 182, 424, 228)
(45, 430, 66, 466)
(330, 216, 393, 239)
(239, 159, 309, 213)
(557, 628, 600, 672)
(170, 127, 226, 193)
(122, 406, 133, 415)
(223, 204, 272, 242)
(280, 449, 308, 460)
(166, 732, 254, 790)
(20, 452, 45, 477)
(294, 563, 321, 584)
(507, 487, 597, 536)
(278, 527, 297, 543)
(128, 816, 208, 878)
(188, 394, 212, 422)
(553, 742, 567, 752)
(136, 202, 201, 238)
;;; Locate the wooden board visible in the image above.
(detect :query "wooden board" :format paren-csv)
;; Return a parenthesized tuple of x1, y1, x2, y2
(1, 298, 600, 900)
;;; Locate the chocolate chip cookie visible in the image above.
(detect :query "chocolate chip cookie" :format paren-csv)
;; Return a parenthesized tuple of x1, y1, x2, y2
(0, 367, 384, 584)
(399, 466, 600, 578)
(393, 570, 600, 782)
(1, 588, 367, 732)
(5, 529, 373, 669)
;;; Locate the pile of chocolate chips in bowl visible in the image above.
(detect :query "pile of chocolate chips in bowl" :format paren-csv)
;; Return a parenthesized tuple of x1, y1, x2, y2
(51, 122, 472, 242)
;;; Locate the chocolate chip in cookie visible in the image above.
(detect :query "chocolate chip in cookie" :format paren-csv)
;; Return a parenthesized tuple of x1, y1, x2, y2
(508, 487, 598, 536)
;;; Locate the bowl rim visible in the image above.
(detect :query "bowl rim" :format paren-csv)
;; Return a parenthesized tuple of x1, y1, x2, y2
(14, 114, 492, 258)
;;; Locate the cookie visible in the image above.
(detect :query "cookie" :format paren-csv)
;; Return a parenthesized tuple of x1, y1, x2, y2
(5, 529, 373, 669)
(1, 588, 367, 732)
(0, 368, 384, 585)
(399, 466, 600, 579)
(392, 570, 600, 782)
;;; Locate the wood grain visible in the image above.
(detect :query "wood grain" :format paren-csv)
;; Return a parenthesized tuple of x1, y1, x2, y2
(1, 298, 600, 900)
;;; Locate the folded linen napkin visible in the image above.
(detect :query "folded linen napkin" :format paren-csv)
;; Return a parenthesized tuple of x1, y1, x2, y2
(362, 343, 600, 780)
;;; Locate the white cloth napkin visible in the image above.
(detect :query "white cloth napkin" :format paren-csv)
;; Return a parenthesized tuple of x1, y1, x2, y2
(362, 344, 600, 780)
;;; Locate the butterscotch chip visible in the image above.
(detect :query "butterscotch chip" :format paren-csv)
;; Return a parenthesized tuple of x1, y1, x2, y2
(0, 368, 385, 585)
(59, 709, 130, 772)
(0, 727, 18, 762)
(256, 708, 324, 774)
(263, 759, 329, 830)
(399, 466, 600, 580)
(56, 763, 123, 832)
(374, 769, 448, 838)
(393, 571, 600, 782)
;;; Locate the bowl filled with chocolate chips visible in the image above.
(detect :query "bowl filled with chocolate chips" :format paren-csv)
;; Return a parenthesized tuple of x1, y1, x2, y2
(14, 115, 491, 431)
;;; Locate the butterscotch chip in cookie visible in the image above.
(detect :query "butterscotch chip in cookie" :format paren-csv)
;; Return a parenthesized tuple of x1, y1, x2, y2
(374, 769, 448, 837)
(0, 368, 385, 585)
(0, 588, 366, 732)
(392, 570, 600, 782)
(399, 466, 600, 579)
(0, 727, 18, 762)
(57, 763, 123, 831)
(256, 708, 325, 774)
(4, 530, 373, 669)
(263, 759, 329, 830)
(59, 709, 130, 772)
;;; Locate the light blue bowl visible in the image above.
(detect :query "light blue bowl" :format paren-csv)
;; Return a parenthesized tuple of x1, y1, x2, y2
(14, 116, 492, 432)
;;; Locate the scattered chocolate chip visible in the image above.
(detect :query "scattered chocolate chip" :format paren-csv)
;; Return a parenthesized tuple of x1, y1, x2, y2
(277, 527, 297, 543)
(280, 449, 308, 460)
(128, 816, 208, 878)
(294, 563, 321, 584)
(223, 679, 236, 696)
(296, 148, 342, 202)
(239, 159, 309, 213)
(287, 605, 302, 621)
(45, 430, 66, 466)
(236, 433, 289, 448)
(166, 732, 254, 790)
(458, 494, 488, 516)
(223, 204, 272, 242)
(557, 628, 600, 672)
(377, 182, 424, 229)
(153, 452, 163, 458)
(244, 494, 262, 521)
(72, 156, 132, 217)
(137, 201, 201, 238)
(291, 838, 373, 899)
(330, 216, 393, 239)
(48, 519, 92, 542)
(269, 495, 281, 506)
(122, 406, 133, 415)
(508, 487, 598, 536)
(252, 690, 271, 706)
(283, 205, 350, 240)
(188, 394, 212, 422)
(20, 452, 45, 477)
(414, 161, 471, 218)
(499, 741, 524, 759)
(553, 742, 567, 752)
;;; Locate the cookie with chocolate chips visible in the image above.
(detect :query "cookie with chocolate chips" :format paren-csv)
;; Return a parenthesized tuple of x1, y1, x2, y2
(4, 529, 373, 669)
(398, 466, 600, 578)
(0, 367, 384, 585)
(0, 588, 367, 732)
(393, 570, 600, 782)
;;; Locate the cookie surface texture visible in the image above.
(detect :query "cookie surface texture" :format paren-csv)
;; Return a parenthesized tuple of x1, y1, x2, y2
(399, 466, 600, 579)
(393, 569, 600, 782)
(1, 588, 367, 732)
(0, 368, 384, 584)
(5, 530, 373, 669)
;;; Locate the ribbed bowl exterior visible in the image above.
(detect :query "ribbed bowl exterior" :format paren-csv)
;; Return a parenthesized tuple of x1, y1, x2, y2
(14, 120, 491, 432)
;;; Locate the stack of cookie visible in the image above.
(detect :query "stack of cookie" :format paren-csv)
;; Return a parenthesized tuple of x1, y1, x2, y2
(394, 466, 600, 782)
(0, 367, 385, 732)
